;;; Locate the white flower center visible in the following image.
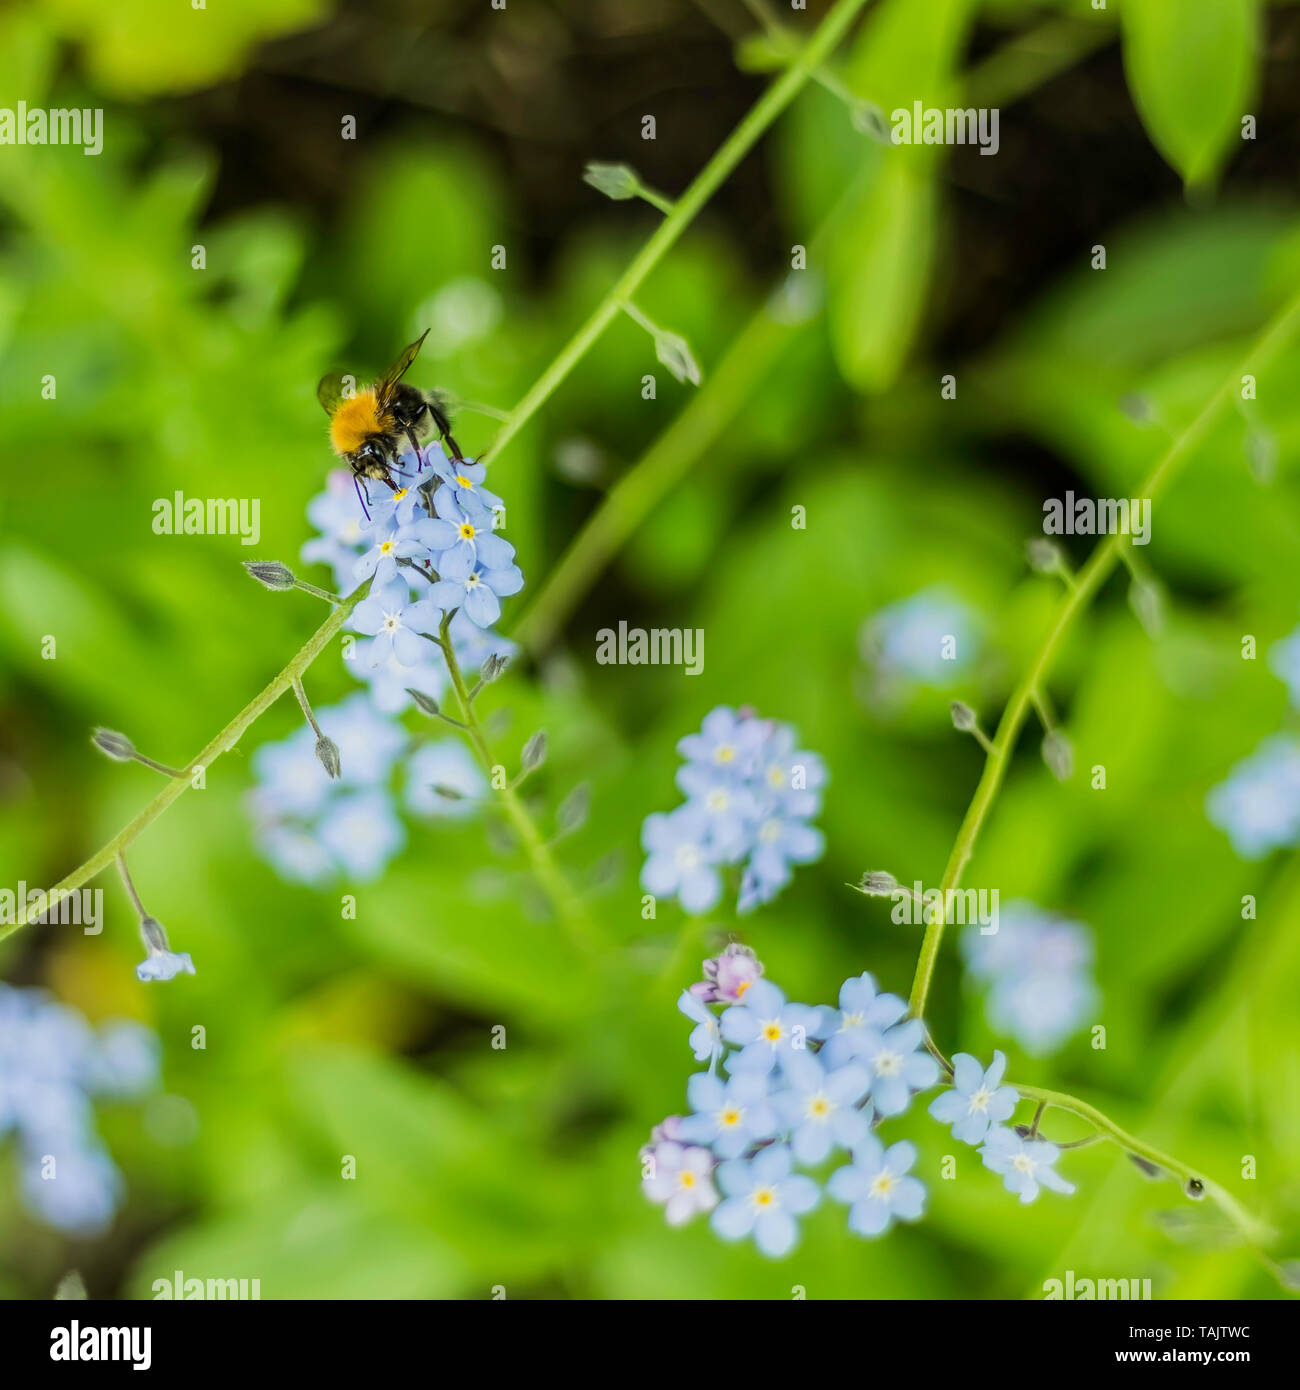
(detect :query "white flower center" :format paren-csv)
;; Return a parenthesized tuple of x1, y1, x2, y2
(869, 1172, 895, 1199)
(1012, 1153, 1036, 1175)
(805, 1093, 833, 1123)
(674, 844, 700, 870)
(874, 1049, 902, 1077)
(969, 1086, 992, 1113)
(707, 790, 731, 812)
(759, 818, 782, 843)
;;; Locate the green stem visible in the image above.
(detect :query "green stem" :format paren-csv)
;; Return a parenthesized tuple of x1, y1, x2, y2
(907, 282, 1300, 1017)
(434, 617, 601, 955)
(2, 579, 371, 942)
(478, 0, 872, 467)
(1014, 1084, 1273, 1249)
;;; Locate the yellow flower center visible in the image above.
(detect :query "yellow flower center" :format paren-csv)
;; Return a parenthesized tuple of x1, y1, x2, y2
(869, 1173, 896, 1199)
(392, 488, 408, 501)
(753, 1187, 776, 1208)
(456, 475, 474, 488)
(379, 541, 394, 554)
(719, 1106, 743, 1128)
(808, 1096, 830, 1119)
(680, 1170, 696, 1189)
(736, 980, 752, 999)
(458, 522, 476, 540)
(762, 1022, 783, 1043)
(715, 744, 735, 764)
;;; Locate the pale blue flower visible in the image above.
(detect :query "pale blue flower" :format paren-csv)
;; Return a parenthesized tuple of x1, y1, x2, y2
(818, 973, 909, 1068)
(1206, 736, 1300, 860)
(350, 576, 442, 667)
(677, 706, 767, 780)
(19, 1142, 123, 1238)
(980, 1125, 1075, 1203)
(710, 1144, 820, 1256)
(827, 1136, 926, 1236)
(404, 739, 485, 820)
(678, 990, 722, 1070)
(855, 1017, 939, 1116)
(678, 1069, 777, 1159)
(927, 1051, 1018, 1145)
(136, 946, 196, 983)
(961, 904, 1098, 1056)
(861, 587, 977, 687)
(428, 563, 524, 628)
(428, 457, 505, 515)
(719, 979, 824, 1075)
(640, 804, 723, 914)
(770, 1050, 871, 1164)
(423, 498, 516, 581)
(317, 788, 407, 880)
(642, 1140, 718, 1226)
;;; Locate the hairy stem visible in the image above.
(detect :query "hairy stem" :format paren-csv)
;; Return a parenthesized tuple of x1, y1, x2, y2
(1014, 1084, 1273, 1249)
(908, 283, 1300, 1017)
(2, 581, 371, 941)
(434, 618, 601, 955)
(479, 0, 872, 467)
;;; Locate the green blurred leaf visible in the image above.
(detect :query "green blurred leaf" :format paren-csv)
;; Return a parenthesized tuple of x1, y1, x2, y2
(1121, 0, 1259, 187)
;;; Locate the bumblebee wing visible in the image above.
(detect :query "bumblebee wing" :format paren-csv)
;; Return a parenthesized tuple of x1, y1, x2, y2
(374, 330, 430, 409)
(316, 372, 350, 416)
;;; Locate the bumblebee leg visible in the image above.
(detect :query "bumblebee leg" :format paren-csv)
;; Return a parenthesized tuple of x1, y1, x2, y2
(426, 399, 466, 464)
(402, 424, 428, 478)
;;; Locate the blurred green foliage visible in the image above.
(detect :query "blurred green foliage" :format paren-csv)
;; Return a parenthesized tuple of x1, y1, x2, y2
(1, 0, 1299, 1300)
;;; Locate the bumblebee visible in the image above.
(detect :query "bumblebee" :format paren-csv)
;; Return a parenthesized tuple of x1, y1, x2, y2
(317, 330, 465, 514)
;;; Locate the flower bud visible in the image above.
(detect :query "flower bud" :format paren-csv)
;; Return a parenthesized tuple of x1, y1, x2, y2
(856, 870, 898, 896)
(1025, 538, 1064, 574)
(522, 731, 547, 772)
(583, 161, 640, 200)
(1041, 730, 1074, 782)
(92, 728, 136, 762)
(432, 784, 467, 801)
(480, 653, 510, 684)
(139, 915, 170, 954)
(950, 700, 977, 732)
(406, 688, 441, 717)
(315, 736, 341, 780)
(654, 330, 702, 386)
(1184, 1177, 1205, 1200)
(243, 561, 296, 591)
(557, 782, 591, 834)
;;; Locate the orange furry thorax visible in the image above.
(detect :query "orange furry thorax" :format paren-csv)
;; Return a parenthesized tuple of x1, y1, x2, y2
(329, 389, 393, 456)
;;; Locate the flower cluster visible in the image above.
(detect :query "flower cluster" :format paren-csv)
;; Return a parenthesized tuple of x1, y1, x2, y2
(0, 985, 159, 1235)
(960, 903, 1098, 1056)
(640, 707, 826, 916)
(247, 442, 513, 885)
(643, 946, 1076, 1255)
(1205, 619, 1300, 858)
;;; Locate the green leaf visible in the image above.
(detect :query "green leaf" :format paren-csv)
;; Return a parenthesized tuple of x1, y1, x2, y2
(1121, 0, 1259, 187)
(826, 158, 937, 391)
